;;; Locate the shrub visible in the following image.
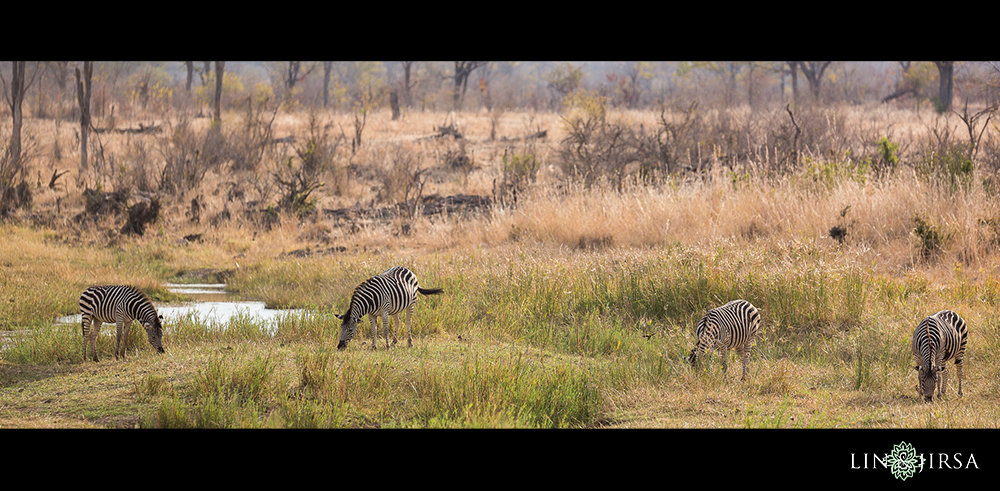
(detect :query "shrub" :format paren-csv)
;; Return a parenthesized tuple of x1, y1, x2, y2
(913, 214, 951, 260)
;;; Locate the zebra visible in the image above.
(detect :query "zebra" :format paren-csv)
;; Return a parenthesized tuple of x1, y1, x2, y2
(80, 285, 165, 362)
(335, 266, 443, 350)
(687, 299, 762, 381)
(912, 310, 968, 402)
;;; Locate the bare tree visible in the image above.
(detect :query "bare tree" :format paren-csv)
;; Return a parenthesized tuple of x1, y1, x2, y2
(2, 61, 39, 214)
(46, 61, 69, 93)
(200, 61, 212, 86)
(934, 61, 955, 112)
(286, 61, 317, 91)
(6, 62, 30, 173)
(786, 61, 799, 105)
(75, 61, 93, 180)
(323, 61, 333, 108)
(400, 61, 417, 106)
(185, 61, 194, 91)
(453, 61, 485, 110)
(796, 61, 833, 102)
(213, 61, 225, 124)
(287, 61, 302, 90)
(954, 99, 996, 161)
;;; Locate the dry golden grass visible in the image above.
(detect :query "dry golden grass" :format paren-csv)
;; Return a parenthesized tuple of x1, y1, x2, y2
(13, 104, 1000, 286)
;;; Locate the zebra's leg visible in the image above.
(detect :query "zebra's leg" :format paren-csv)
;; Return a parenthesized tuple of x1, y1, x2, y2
(382, 312, 392, 349)
(939, 367, 949, 399)
(369, 314, 378, 350)
(405, 304, 413, 347)
(956, 360, 964, 398)
(739, 344, 751, 381)
(82, 315, 91, 361)
(115, 319, 131, 360)
(390, 313, 400, 346)
(719, 346, 728, 374)
(84, 317, 101, 362)
(92, 321, 102, 362)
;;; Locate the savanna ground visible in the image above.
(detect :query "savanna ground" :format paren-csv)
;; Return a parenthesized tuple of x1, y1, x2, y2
(3, 97, 1000, 429)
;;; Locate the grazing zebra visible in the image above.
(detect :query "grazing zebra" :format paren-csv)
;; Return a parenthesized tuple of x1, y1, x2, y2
(912, 310, 968, 402)
(335, 266, 443, 350)
(688, 299, 762, 381)
(80, 285, 165, 362)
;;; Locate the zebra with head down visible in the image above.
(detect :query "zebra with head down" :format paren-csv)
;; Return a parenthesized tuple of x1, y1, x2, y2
(688, 299, 761, 381)
(912, 310, 968, 402)
(335, 266, 443, 350)
(79, 285, 165, 362)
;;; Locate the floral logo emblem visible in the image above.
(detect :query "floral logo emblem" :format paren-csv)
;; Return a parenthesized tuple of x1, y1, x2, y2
(885, 441, 921, 481)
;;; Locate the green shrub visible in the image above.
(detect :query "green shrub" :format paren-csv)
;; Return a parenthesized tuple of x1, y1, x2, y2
(917, 143, 974, 187)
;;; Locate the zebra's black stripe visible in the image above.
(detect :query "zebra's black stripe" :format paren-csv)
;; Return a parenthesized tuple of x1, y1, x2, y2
(688, 299, 762, 381)
(912, 310, 968, 402)
(336, 266, 443, 350)
(80, 285, 165, 362)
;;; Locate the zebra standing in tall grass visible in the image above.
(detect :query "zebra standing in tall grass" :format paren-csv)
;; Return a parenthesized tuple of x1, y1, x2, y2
(335, 266, 443, 350)
(912, 310, 968, 402)
(688, 299, 761, 381)
(80, 285, 165, 362)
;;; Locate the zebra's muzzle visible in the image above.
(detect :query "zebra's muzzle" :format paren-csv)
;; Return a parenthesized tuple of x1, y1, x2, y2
(337, 340, 348, 350)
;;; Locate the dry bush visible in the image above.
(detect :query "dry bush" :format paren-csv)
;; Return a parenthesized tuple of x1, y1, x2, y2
(155, 118, 226, 195)
(371, 142, 427, 217)
(228, 96, 279, 173)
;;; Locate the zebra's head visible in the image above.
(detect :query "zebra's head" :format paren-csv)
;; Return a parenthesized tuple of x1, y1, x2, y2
(142, 314, 165, 353)
(687, 347, 700, 366)
(334, 312, 358, 350)
(689, 316, 714, 367)
(914, 364, 944, 402)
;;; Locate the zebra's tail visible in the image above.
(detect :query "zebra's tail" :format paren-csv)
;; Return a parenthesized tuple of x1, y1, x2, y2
(418, 287, 444, 296)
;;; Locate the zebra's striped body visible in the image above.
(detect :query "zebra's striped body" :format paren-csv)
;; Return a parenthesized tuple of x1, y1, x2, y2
(688, 299, 761, 381)
(335, 266, 443, 350)
(80, 285, 165, 362)
(912, 310, 968, 402)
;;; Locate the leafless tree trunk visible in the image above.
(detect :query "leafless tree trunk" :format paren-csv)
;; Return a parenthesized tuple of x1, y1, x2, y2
(787, 62, 799, 106)
(1, 61, 36, 215)
(8, 62, 26, 173)
(323, 61, 332, 108)
(287, 61, 301, 90)
(934, 61, 954, 112)
(453, 61, 484, 111)
(185, 61, 194, 91)
(75, 61, 92, 179)
(797, 61, 832, 102)
(214, 61, 225, 124)
(48, 61, 68, 92)
(401, 61, 415, 106)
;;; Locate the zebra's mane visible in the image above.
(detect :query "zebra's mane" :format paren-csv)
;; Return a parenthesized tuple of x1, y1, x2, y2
(345, 277, 378, 318)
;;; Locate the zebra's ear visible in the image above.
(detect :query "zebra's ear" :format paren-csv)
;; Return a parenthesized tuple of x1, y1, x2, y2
(334, 313, 344, 320)
(936, 366, 947, 372)
(159, 314, 164, 320)
(914, 365, 922, 371)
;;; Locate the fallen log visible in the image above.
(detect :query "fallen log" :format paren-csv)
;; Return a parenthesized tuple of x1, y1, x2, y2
(500, 129, 547, 142)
